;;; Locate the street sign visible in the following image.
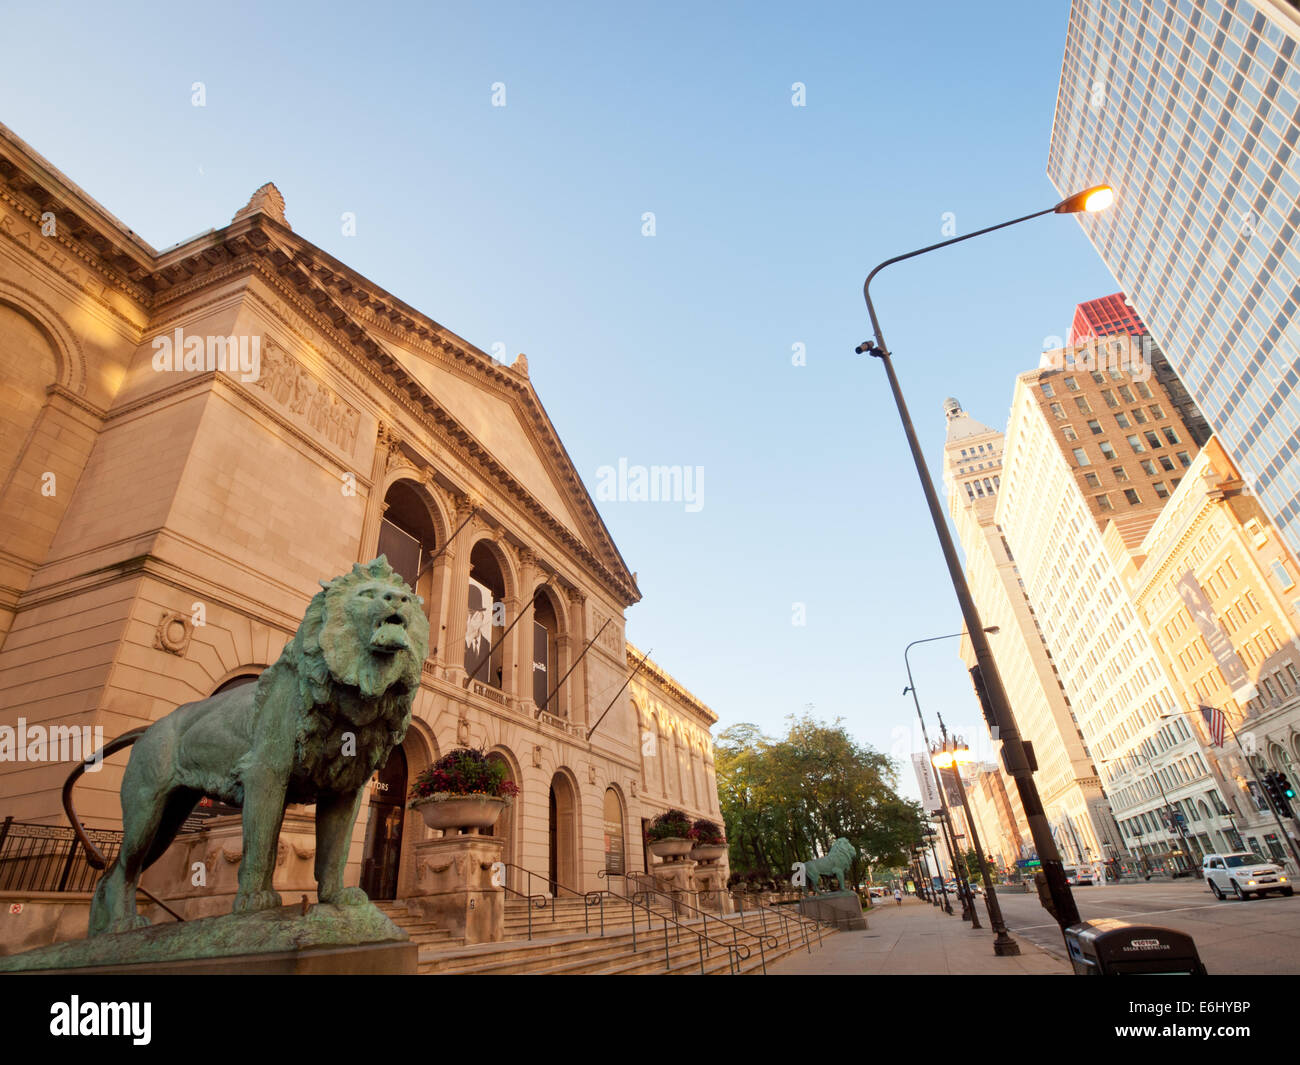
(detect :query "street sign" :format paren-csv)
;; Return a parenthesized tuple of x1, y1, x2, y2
(1016, 859, 1042, 869)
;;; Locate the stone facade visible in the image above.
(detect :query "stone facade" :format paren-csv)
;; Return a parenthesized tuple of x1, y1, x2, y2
(0, 122, 723, 947)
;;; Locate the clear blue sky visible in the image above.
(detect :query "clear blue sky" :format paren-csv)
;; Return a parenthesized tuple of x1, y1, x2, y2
(0, 0, 1119, 804)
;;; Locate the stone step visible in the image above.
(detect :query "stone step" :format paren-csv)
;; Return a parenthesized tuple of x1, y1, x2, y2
(419, 907, 826, 975)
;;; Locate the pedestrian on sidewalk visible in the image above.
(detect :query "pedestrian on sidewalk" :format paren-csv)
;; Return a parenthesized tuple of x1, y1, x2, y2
(893, 888, 903, 906)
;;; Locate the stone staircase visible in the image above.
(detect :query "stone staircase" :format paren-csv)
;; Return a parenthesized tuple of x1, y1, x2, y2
(377, 895, 836, 975)
(372, 900, 464, 952)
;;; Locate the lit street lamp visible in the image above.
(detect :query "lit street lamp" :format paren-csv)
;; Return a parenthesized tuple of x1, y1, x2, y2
(931, 716, 1020, 956)
(905, 629, 999, 923)
(861, 184, 1114, 940)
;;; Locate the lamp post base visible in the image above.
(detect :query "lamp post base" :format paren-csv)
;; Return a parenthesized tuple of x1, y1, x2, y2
(993, 934, 1021, 957)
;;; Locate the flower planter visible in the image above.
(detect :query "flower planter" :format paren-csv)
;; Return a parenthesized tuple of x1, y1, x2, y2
(690, 843, 728, 863)
(412, 795, 507, 834)
(648, 837, 694, 861)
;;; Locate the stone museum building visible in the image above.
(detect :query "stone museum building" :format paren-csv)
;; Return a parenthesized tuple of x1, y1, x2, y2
(0, 121, 724, 947)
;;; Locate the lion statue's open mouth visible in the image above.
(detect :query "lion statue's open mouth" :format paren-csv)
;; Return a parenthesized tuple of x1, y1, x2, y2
(370, 613, 410, 653)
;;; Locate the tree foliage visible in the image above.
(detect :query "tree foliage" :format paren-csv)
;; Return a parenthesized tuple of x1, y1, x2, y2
(715, 714, 926, 888)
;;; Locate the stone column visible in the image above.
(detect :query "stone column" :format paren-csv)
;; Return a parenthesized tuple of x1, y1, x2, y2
(441, 493, 476, 688)
(566, 586, 588, 725)
(357, 422, 399, 561)
(515, 549, 539, 716)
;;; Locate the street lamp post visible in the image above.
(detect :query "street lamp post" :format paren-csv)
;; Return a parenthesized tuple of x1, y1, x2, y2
(933, 716, 1020, 956)
(905, 629, 997, 922)
(924, 831, 947, 910)
(861, 184, 1113, 939)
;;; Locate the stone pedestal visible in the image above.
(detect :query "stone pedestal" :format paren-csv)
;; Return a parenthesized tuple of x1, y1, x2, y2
(141, 809, 320, 921)
(798, 891, 868, 931)
(650, 857, 697, 895)
(691, 860, 732, 914)
(408, 835, 504, 944)
(0, 902, 415, 974)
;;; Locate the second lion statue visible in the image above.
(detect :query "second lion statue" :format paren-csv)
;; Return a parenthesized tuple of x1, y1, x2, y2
(86, 556, 429, 936)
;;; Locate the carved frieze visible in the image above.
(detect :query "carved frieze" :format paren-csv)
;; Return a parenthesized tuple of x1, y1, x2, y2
(251, 341, 360, 456)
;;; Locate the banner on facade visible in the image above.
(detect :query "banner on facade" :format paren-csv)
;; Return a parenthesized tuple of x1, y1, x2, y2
(912, 752, 943, 814)
(532, 621, 549, 708)
(1175, 572, 1254, 700)
(465, 577, 494, 683)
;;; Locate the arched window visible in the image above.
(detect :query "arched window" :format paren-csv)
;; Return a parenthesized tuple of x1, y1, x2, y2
(466, 542, 506, 689)
(378, 481, 439, 627)
(531, 588, 561, 713)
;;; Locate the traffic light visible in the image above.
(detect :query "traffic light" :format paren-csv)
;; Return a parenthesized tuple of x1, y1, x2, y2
(1276, 772, 1295, 817)
(1263, 771, 1294, 818)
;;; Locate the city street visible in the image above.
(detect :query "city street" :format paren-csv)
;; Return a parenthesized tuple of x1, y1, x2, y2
(994, 880, 1300, 974)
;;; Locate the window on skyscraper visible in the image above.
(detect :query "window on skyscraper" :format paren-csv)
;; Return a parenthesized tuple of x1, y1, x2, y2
(1063, 425, 1078, 441)
(1118, 384, 1136, 402)
(1065, 376, 1080, 391)
(1051, 402, 1066, 419)
(1075, 396, 1092, 413)
(1132, 407, 1148, 424)
(1177, 451, 1192, 467)
(1102, 390, 1119, 408)
(1154, 482, 1169, 498)
(1085, 472, 1101, 488)
(1100, 441, 1118, 459)
(1073, 447, 1091, 466)
(1128, 435, 1146, 453)
(1159, 455, 1176, 472)
(1124, 489, 1140, 506)
(1135, 381, 1153, 399)
(1096, 494, 1113, 511)
(1041, 381, 1055, 398)
(1149, 404, 1166, 419)
(1164, 427, 1181, 445)
(1145, 431, 1162, 449)
(1088, 419, 1103, 434)
(1116, 412, 1131, 428)
(1113, 466, 1129, 482)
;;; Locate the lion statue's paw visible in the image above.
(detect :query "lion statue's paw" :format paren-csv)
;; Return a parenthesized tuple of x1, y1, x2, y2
(319, 886, 371, 907)
(233, 889, 284, 914)
(102, 914, 152, 935)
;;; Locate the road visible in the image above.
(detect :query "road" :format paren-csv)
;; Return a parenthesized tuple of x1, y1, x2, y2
(989, 879, 1300, 974)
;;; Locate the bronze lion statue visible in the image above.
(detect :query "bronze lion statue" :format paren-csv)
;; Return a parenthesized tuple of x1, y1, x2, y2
(80, 557, 429, 936)
(800, 837, 857, 895)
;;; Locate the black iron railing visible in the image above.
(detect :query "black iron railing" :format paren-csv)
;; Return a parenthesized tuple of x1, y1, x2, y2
(0, 817, 123, 893)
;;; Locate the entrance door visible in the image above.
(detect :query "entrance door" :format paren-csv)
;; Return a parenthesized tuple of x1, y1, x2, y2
(361, 747, 407, 900)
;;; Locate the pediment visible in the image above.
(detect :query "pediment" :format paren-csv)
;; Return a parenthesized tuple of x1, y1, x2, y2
(379, 338, 587, 540)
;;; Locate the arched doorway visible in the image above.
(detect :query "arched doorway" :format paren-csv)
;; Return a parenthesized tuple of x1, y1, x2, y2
(361, 746, 408, 901)
(603, 788, 625, 876)
(548, 772, 578, 894)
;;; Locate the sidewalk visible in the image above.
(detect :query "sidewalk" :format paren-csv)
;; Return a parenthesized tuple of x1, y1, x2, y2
(767, 897, 1068, 975)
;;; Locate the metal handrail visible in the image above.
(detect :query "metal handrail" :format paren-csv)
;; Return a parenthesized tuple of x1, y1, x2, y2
(501, 862, 611, 940)
(615, 869, 778, 974)
(730, 889, 825, 952)
(509, 864, 748, 972)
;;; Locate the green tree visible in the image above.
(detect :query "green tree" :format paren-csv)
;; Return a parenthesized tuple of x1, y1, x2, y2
(715, 714, 926, 889)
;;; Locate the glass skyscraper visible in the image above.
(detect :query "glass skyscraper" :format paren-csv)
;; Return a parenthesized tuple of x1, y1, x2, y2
(1049, 0, 1300, 557)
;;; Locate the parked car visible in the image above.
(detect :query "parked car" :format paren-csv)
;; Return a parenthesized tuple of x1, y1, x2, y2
(1202, 851, 1293, 900)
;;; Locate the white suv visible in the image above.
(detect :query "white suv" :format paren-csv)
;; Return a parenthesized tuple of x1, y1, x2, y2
(1202, 852, 1293, 900)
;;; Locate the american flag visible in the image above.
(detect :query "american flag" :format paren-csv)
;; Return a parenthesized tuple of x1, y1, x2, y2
(1199, 705, 1225, 747)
